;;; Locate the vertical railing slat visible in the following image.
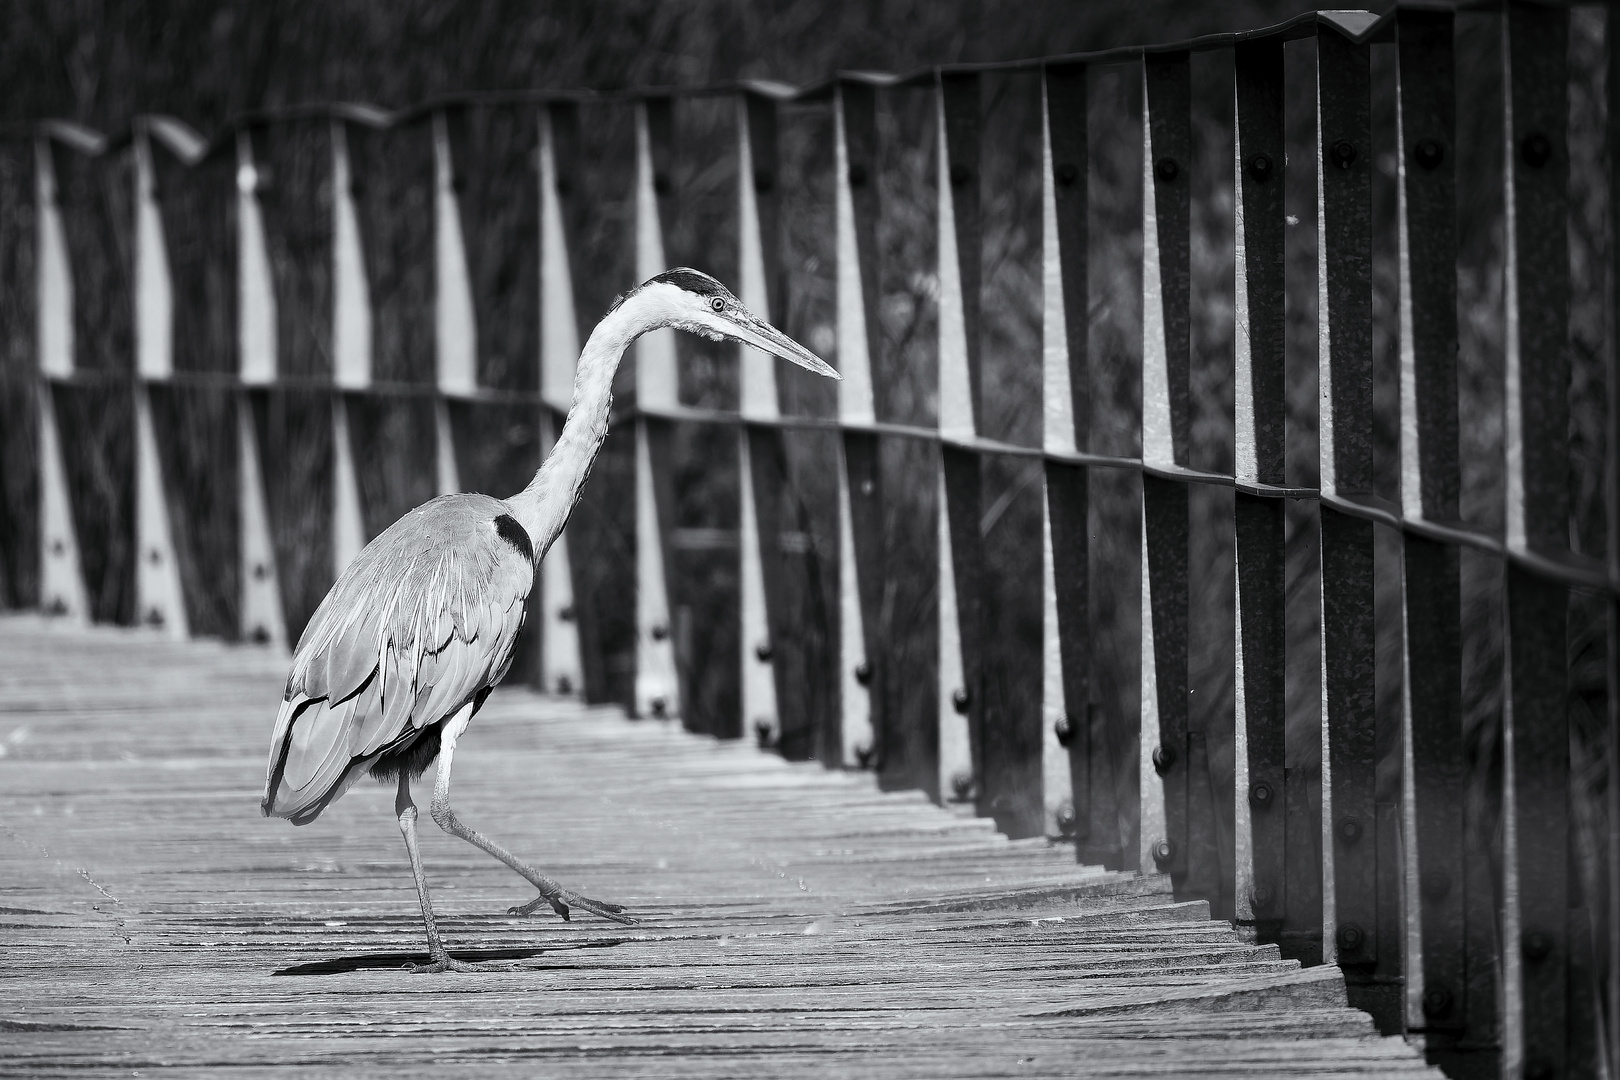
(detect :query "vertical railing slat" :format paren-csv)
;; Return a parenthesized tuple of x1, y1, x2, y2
(634, 96, 681, 720)
(1041, 59, 1091, 846)
(1315, 22, 1385, 1022)
(936, 70, 985, 807)
(432, 108, 474, 498)
(536, 102, 585, 697)
(1392, 9, 1477, 1067)
(328, 119, 369, 581)
(1232, 38, 1288, 935)
(835, 79, 885, 769)
(1501, 3, 1575, 1076)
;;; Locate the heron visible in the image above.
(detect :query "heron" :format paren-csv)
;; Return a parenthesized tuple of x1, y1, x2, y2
(262, 268, 839, 972)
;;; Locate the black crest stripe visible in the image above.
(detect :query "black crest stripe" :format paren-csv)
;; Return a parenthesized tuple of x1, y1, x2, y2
(493, 514, 534, 562)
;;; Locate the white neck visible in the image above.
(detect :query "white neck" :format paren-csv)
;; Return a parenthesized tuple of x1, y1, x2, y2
(505, 292, 672, 559)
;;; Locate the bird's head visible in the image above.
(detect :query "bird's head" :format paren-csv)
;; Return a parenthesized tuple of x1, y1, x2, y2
(614, 268, 840, 381)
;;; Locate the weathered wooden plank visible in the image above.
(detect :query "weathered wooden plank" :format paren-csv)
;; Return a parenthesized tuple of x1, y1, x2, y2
(0, 618, 1444, 1078)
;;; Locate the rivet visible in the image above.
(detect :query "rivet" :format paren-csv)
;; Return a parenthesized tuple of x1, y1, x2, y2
(1152, 744, 1175, 775)
(148, 547, 162, 565)
(650, 623, 669, 641)
(1329, 139, 1357, 170)
(252, 563, 268, 581)
(558, 605, 576, 622)
(1151, 837, 1174, 868)
(650, 695, 668, 718)
(854, 660, 873, 686)
(952, 687, 971, 714)
(1053, 714, 1075, 747)
(847, 163, 868, 188)
(1055, 162, 1078, 186)
(1336, 922, 1364, 952)
(1055, 800, 1077, 836)
(755, 720, 775, 748)
(1413, 138, 1444, 170)
(1249, 781, 1274, 808)
(1250, 884, 1273, 911)
(949, 770, 975, 802)
(755, 640, 774, 663)
(1154, 157, 1179, 182)
(1247, 153, 1273, 182)
(46, 596, 67, 616)
(1337, 816, 1363, 844)
(949, 163, 972, 188)
(250, 625, 270, 644)
(144, 607, 165, 627)
(51, 539, 65, 556)
(1520, 131, 1552, 169)
(1422, 985, 1453, 1018)
(1523, 930, 1553, 962)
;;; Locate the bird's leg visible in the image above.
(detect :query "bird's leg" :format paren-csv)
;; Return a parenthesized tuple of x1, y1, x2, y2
(395, 773, 483, 973)
(429, 706, 635, 925)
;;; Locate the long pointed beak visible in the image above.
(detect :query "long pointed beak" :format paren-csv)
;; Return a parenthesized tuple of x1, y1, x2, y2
(727, 309, 841, 380)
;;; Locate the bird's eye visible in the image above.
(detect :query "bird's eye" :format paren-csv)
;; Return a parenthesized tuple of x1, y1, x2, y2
(710, 297, 725, 313)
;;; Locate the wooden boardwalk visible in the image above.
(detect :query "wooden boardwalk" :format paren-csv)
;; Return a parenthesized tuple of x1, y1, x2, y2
(0, 616, 1437, 1078)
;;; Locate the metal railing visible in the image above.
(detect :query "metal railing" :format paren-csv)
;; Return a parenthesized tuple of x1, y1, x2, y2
(0, 4, 1616, 1076)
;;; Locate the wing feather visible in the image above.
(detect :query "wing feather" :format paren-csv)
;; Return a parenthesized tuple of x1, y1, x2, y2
(262, 494, 535, 824)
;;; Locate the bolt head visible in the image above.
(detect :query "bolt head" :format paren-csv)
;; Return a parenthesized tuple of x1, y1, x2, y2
(1337, 816, 1363, 844)
(1336, 922, 1364, 953)
(1151, 838, 1174, 868)
(754, 720, 776, 748)
(1151, 744, 1175, 775)
(1329, 139, 1357, 169)
(650, 695, 668, 718)
(1422, 985, 1453, 1018)
(1247, 153, 1273, 182)
(854, 660, 873, 686)
(1520, 131, 1552, 169)
(949, 770, 975, 803)
(755, 640, 774, 663)
(1154, 157, 1179, 182)
(853, 742, 875, 769)
(1420, 869, 1451, 901)
(252, 563, 268, 581)
(1523, 930, 1553, 962)
(555, 675, 572, 695)
(250, 625, 270, 644)
(147, 548, 163, 565)
(144, 607, 165, 627)
(1053, 714, 1074, 747)
(1413, 138, 1445, 170)
(1249, 884, 1273, 911)
(1054, 162, 1079, 186)
(1249, 781, 1274, 808)
(650, 623, 669, 641)
(951, 687, 971, 714)
(1054, 800, 1077, 836)
(557, 605, 576, 622)
(51, 539, 65, 556)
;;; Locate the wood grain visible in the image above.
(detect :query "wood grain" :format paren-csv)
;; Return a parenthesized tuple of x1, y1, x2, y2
(0, 616, 1437, 1076)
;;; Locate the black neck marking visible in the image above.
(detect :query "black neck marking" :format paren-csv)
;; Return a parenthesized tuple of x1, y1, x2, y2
(493, 514, 534, 562)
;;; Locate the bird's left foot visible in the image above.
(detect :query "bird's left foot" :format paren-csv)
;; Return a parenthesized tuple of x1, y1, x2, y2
(508, 888, 635, 925)
(404, 955, 495, 974)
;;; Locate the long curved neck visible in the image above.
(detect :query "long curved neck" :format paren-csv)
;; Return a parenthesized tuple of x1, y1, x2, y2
(506, 301, 645, 559)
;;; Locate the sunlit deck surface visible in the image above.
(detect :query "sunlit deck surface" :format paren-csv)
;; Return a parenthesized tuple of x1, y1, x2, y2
(0, 615, 1436, 1077)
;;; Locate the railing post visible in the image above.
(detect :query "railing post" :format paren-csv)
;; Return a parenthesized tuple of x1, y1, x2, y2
(936, 69, 985, 809)
(432, 107, 474, 497)
(633, 95, 681, 722)
(1500, 3, 1576, 1077)
(1041, 59, 1092, 850)
(1232, 37, 1289, 940)
(329, 118, 369, 581)
(834, 78, 885, 770)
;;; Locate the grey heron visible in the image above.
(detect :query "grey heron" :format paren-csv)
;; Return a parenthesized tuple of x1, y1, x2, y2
(262, 268, 838, 972)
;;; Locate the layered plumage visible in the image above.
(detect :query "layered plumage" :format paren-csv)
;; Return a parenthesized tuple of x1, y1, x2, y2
(262, 493, 534, 825)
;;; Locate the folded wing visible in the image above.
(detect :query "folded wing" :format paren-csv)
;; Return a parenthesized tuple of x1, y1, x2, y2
(262, 495, 533, 825)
